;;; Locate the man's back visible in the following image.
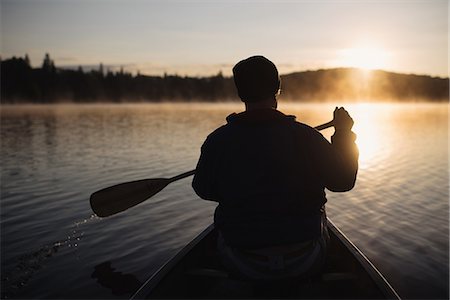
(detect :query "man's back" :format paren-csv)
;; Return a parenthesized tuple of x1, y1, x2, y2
(193, 108, 357, 248)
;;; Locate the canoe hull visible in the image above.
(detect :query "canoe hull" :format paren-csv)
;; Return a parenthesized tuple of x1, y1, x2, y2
(132, 219, 400, 299)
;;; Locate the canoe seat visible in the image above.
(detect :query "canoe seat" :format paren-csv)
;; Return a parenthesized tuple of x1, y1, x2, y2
(322, 272, 357, 281)
(185, 268, 229, 278)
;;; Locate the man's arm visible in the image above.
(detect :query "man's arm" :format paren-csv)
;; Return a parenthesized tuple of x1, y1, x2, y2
(192, 136, 220, 201)
(314, 107, 359, 192)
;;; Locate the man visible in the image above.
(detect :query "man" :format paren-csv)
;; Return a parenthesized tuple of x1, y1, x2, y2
(192, 55, 358, 281)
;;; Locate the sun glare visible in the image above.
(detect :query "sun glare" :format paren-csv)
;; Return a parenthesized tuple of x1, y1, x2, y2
(338, 46, 390, 70)
(349, 104, 388, 169)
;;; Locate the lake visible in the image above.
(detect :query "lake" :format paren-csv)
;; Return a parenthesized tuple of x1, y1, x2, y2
(1, 102, 448, 299)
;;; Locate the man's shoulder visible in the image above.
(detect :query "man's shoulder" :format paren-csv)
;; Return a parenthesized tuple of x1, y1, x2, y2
(205, 111, 324, 142)
(290, 120, 330, 145)
(209, 123, 231, 137)
(292, 121, 313, 130)
(291, 120, 319, 133)
(204, 123, 233, 145)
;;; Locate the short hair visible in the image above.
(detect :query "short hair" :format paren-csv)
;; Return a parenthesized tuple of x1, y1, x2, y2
(232, 56, 280, 102)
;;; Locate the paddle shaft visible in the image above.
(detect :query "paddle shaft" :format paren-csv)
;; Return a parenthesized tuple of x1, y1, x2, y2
(169, 120, 334, 182)
(169, 170, 196, 182)
(314, 120, 334, 131)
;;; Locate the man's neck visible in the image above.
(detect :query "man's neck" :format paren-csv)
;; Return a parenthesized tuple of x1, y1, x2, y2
(245, 98, 277, 111)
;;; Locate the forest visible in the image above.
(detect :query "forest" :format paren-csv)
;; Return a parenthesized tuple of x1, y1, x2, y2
(1, 54, 448, 103)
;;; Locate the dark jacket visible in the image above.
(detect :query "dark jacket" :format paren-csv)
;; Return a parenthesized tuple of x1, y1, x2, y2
(192, 109, 358, 248)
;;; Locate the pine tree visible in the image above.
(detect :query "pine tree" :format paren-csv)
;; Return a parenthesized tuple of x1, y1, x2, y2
(99, 63, 104, 76)
(24, 54, 31, 67)
(42, 53, 56, 73)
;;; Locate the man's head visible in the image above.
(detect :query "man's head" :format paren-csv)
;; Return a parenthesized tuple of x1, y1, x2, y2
(232, 56, 280, 103)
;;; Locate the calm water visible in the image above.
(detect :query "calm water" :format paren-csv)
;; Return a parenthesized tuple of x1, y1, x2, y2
(1, 102, 448, 299)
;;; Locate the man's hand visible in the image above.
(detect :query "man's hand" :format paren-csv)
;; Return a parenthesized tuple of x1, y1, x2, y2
(333, 107, 354, 131)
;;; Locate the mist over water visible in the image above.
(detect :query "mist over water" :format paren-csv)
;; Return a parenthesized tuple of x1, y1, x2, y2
(1, 102, 448, 299)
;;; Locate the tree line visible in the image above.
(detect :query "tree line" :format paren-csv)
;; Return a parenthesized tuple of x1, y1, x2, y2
(1, 54, 448, 103)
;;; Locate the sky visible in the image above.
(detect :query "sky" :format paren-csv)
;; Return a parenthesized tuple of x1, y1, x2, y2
(1, 0, 448, 77)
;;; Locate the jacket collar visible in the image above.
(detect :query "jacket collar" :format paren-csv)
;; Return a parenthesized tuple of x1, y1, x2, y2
(226, 109, 296, 124)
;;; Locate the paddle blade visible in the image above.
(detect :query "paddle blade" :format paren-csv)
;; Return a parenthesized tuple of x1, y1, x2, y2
(90, 178, 171, 217)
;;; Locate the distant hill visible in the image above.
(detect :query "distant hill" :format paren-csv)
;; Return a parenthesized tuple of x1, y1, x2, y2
(280, 68, 449, 102)
(1, 54, 448, 103)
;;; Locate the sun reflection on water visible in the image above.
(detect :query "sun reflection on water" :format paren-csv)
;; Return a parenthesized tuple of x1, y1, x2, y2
(349, 103, 388, 169)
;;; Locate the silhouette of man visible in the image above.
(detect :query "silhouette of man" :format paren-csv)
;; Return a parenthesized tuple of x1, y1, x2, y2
(193, 55, 358, 281)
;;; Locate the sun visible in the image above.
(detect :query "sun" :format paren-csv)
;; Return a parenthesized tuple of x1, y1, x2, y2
(337, 45, 390, 70)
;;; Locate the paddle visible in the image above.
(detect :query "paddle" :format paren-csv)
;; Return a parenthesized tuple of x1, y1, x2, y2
(90, 120, 334, 217)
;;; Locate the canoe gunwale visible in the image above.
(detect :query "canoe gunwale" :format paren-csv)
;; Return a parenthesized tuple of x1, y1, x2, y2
(327, 219, 401, 300)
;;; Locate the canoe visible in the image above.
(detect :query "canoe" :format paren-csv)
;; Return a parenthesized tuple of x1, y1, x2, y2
(131, 219, 400, 299)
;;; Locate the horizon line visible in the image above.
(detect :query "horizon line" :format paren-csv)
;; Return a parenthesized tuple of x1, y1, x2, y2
(2, 54, 448, 79)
